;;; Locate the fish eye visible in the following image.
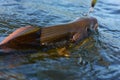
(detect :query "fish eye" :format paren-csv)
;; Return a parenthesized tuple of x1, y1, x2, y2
(86, 27, 90, 32)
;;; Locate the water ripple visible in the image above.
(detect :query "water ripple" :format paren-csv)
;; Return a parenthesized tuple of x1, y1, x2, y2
(0, 0, 120, 80)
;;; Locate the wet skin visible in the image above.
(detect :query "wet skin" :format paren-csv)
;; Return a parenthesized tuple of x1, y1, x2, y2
(0, 17, 98, 53)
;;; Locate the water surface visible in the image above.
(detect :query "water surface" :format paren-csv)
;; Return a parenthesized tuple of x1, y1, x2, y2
(0, 0, 120, 80)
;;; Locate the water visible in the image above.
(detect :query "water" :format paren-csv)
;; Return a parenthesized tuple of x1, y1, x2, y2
(0, 0, 120, 80)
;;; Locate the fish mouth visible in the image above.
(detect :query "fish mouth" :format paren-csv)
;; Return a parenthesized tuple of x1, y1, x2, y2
(93, 23, 98, 31)
(86, 23, 98, 36)
(89, 23, 98, 32)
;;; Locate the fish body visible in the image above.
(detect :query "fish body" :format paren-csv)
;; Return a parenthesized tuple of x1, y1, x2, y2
(0, 17, 98, 53)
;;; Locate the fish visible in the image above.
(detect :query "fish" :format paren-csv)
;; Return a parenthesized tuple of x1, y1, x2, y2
(0, 17, 98, 55)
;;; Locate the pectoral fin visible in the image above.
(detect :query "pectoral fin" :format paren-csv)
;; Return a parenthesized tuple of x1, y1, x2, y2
(71, 32, 83, 44)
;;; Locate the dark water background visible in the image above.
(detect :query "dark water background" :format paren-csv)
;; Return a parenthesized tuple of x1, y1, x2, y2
(0, 0, 120, 80)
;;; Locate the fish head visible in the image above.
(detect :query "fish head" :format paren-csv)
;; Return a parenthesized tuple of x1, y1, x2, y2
(87, 17, 98, 32)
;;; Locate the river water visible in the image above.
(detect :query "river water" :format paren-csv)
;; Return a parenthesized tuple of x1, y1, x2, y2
(0, 0, 120, 80)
